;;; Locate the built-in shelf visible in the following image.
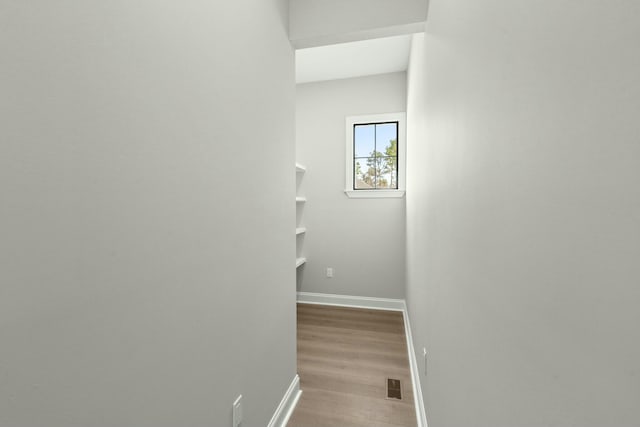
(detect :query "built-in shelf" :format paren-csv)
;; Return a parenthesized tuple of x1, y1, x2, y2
(296, 162, 306, 272)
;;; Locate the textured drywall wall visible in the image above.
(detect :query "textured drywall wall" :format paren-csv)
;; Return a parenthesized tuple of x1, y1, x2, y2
(0, 1, 296, 426)
(406, 1, 640, 426)
(289, 0, 428, 47)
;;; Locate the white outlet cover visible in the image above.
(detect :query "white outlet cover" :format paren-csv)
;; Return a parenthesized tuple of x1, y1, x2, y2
(233, 395, 243, 427)
(326, 267, 333, 278)
(423, 348, 427, 376)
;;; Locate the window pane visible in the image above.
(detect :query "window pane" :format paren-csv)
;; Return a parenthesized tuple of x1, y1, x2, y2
(376, 156, 398, 189)
(354, 124, 375, 158)
(354, 157, 375, 189)
(375, 123, 398, 156)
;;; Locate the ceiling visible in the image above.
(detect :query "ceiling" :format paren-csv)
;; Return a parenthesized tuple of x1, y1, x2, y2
(295, 34, 413, 84)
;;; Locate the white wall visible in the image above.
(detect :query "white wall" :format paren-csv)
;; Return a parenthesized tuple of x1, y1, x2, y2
(289, 0, 428, 48)
(296, 72, 407, 299)
(0, 1, 296, 426)
(406, 1, 640, 426)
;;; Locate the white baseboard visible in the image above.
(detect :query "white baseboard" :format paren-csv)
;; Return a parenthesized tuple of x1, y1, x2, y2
(296, 292, 428, 427)
(296, 291, 405, 311)
(267, 374, 302, 427)
(402, 306, 428, 427)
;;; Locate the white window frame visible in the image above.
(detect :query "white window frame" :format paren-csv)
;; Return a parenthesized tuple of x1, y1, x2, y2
(345, 112, 406, 199)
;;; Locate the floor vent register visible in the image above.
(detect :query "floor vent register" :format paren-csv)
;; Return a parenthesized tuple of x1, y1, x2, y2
(386, 378, 403, 400)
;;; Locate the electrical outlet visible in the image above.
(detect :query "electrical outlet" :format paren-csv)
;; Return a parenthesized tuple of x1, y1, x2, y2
(326, 267, 333, 278)
(233, 395, 243, 427)
(423, 348, 427, 376)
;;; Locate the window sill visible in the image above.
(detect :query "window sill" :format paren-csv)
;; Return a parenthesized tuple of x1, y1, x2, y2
(344, 190, 405, 199)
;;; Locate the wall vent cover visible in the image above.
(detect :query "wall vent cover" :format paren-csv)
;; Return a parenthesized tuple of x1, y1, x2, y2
(386, 378, 402, 400)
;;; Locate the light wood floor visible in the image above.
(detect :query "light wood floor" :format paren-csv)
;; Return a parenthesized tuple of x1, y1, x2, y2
(287, 304, 417, 427)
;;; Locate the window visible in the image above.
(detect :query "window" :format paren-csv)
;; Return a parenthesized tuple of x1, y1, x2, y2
(353, 122, 398, 190)
(345, 113, 406, 198)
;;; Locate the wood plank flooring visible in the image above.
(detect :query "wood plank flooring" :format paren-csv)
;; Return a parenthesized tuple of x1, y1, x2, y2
(287, 304, 417, 427)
